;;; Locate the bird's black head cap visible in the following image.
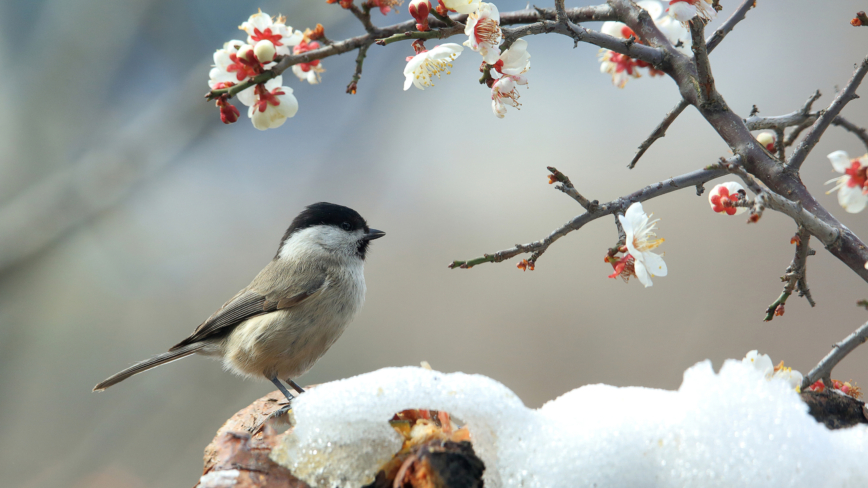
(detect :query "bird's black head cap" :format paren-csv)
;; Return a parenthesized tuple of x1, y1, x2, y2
(277, 202, 372, 258)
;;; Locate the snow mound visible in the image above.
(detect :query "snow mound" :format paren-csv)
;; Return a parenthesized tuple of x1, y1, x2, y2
(270, 360, 868, 488)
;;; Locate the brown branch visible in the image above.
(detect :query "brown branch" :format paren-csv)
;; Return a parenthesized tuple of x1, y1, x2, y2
(787, 55, 868, 171)
(206, 4, 619, 101)
(722, 160, 839, 245)
(627, 100, 689, 169)
(832, 116, 868, 153)
(705, 0, 755, 52)
(801, 320, 868, 391)
(628, 0, 754, 169)
(689, 19, 715, 106)
(763, 226, 814, 322)
(448, 165, 728, 269)
(346, 42, 372, 94)
(547, 166, 597, 211)
(347, 3, 378, 33)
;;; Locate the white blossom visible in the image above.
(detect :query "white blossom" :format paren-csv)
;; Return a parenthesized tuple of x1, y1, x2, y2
(245, 77, 298, 130)
(493, 39, 530, 76)
(491, 76, 525, 118)
(668, 0, 716, 23)
(403, 44, 463, 90)
(742, 350, 774, 379)
(618, 202, 667, 287)
(708, 182, 747, 216)
(463, 2, 502, 64)
(441, 0, 481, 14)
(825, 150, 868, 214)
(239, 11, 303, 56)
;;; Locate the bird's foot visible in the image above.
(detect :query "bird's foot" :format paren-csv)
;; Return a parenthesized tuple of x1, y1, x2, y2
(249, 404, 292, 434)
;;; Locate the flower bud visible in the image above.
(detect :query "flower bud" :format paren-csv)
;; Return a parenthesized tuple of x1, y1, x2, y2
(708, 182, 747, 215)
(756, 132, 775, 152)
(409, 0, 431, 31)
(238, 44, 255, 63)
(254, 40, 276, 63)
(219, 103, 240, 124)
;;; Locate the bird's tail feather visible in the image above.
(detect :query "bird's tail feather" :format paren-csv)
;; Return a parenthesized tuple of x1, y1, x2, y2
(93, 343, 204, 392)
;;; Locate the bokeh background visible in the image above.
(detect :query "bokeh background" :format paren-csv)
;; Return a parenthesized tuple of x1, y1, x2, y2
(2, 0, 867, 486)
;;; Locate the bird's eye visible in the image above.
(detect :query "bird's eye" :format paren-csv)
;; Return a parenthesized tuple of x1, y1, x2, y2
(341, 222, 352, 231)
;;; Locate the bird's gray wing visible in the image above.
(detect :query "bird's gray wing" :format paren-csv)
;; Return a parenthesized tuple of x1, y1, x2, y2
(169, 273, 327, 351)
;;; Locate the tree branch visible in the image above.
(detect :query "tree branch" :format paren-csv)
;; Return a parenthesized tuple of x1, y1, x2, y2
(832, 116, 868, 153)
(689, 19, 715, 106)
(547, 166, 597, 211)
(801, 320, 868, 391)
(627, 100, 689, 169)
(763, 226, 814, 322)
(346, 42, 372, 94)
(206, 4, 621, 101)
(628, 0, 754, 169)
(786, 54, 868, 171)
(705, 0, 755, 52)
(448, 165, 727, 269)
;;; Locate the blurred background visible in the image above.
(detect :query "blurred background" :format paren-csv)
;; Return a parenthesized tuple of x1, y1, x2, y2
(1, 0, 867, 486)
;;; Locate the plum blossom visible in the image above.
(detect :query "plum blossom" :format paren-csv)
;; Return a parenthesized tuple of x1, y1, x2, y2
(235, 77, 298, 130)
(367, 0, 404, 15)
(292, 39, 325, 84)
(491, 39, 530, 76)
(598, 50, 643, 88)
(742, 351, 803, 390)
(209, 40, 256, 88)
(708, 182, 747, 216)
(464, 2, 502, 64)
(486, 40, 530, 118)
(618, 202, 667, 287)
(403, 43, 463, 90)
(239, 11, 303, 56)
(441, 0, 481, 15)
(825, 150, 868, 213)
(742, 350, 774, 378)
(491, 75, 525, 118)
(598, 1, 688, 87)
(668, 0, 716, 22)
(409, 0, 432, 31)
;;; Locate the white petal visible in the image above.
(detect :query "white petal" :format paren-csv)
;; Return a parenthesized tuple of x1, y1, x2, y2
(236, 85, 257, 106)
(637, 1, 663, 20)
(601, 21, 628, 39)
(634, 260, 652, 287)
(828, 150, 852, 173)
(838, 184, 868, 213)
(275, 90, 299, 118)
(668, 2, 696, 21)
(641, 251, 667, 277)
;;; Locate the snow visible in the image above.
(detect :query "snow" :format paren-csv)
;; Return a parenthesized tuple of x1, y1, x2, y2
(269, 360, 868, 488)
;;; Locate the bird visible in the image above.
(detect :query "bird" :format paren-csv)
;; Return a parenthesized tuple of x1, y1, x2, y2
(93, 202, 385, 411)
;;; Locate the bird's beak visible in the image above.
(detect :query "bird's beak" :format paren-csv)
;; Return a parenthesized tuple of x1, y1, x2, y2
(363, 228, 386, 241)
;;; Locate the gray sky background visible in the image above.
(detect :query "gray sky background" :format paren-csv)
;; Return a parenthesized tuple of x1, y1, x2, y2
(1, 1, 867, 487)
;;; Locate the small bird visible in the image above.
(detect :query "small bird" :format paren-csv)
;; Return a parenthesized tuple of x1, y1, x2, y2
(94, 202, 384, 409)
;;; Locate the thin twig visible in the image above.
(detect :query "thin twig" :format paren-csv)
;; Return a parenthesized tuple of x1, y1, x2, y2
(764, 226, 813, 322)
(346, 42, 372, 94)
(628, 100, 689, 169)
(705, 0, 755, 52)
(801, 320, 868, 391)
(347, 3, 378, 34)
(206, 4, 619, 101)
(447, 165, 728, 269)
(628, 0, 753, 169)
(547, 166, 597, 211)
(787, 55, 868, 171)
(721, 159, 840, 244)
(832, 116, 868, 153)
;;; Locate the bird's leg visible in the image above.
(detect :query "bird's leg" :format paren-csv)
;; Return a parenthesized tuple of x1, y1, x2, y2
(269, 376, 296, 403)
(250, 376, 296, 433)
(286, 378, 305, 394)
